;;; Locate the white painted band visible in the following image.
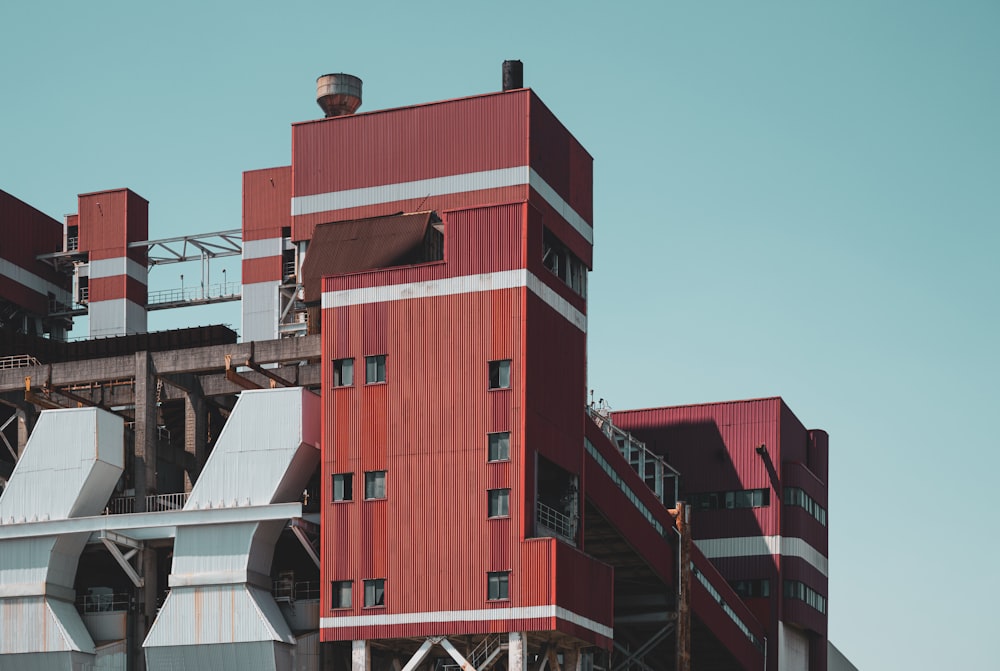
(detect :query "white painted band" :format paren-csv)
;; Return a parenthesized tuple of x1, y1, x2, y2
(89, 257, 147, 284)
(243, 237, 284, 261)
(320, 605, 612, 639)
(0, 258, 72, 303)
(695, 535, 828, 577)
(291, 166, 593, 244)
(322, 269, 586, 332)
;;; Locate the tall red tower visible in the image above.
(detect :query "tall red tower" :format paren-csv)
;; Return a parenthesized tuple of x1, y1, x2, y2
(297, 77, 613, 665)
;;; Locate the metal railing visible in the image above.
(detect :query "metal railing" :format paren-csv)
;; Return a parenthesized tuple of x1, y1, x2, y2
(586, 403, 679, 506)
(0, 354, 42, 370)
(107, 492, 189, 514)
(147, 281, 241, 306)
(283, 260, 296, 278)
(468, 633, 509, 670)
(536, 500, 576, 540)
(273, 579, 321, 602)
(77, 592, 129, 613)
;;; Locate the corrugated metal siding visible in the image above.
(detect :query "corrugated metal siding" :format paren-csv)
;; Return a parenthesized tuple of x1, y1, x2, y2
(525, 291, 586, 476)
(322, 286, 540, 630)
(613, 398, 783, 540)
(319, 203, 523, 295)
(528, 93, 593, 225)
(525, 204, 588, 312)
(0, 189, 70, 313)
(78, 189, 148, 264)
(293, 91, 529, 198)
(243, 166, 292, 241)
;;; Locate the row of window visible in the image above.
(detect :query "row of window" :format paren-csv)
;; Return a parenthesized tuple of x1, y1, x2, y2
(331, 433, 510, 503)
(729, 578, 770, 599)
(331, 471, 511, 518)
(331, 578, 384, 609)
(332, 357, 513, 390)
(543, 228, 587, 298)
(331, 573, 510, 610)
(783, 487, 827, 526)
(688, 488, 771, 511)
(331, 471, 386, 501)
(332, 355, 386, 387)
(784, 580, 827, 614)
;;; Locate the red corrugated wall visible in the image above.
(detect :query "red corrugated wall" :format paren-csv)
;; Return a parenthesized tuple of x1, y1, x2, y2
(0, 189, 68, 314)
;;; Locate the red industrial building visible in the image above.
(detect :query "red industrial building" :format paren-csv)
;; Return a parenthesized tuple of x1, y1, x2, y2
(0, 65, 845, 671)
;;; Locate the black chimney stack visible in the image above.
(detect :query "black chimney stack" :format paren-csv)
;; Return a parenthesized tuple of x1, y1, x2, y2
(502, 60, 523, 91)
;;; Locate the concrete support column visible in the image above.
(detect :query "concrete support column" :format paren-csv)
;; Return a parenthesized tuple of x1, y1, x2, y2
(134, 351, 157, 511)
(183, 385, 206, 492)
(564, 647, 581, 671)
(352, 640, 371, 671)
(509, 632, 527, 671)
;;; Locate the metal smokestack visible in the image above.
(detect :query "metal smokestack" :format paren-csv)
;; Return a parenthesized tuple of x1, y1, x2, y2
(502, 60, 523, 91)
(316, 73, 363, 117)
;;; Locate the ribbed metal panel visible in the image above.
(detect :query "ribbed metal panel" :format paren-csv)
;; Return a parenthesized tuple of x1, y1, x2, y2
(78, 189, 148, 265)
(243, 166, 292, 241)
(293, 91, 529, 197)
(184, 388, 320, 510)
(0, 189, 71, 313)
(528, 93, 593, 225)
(613, 398, 784, 540)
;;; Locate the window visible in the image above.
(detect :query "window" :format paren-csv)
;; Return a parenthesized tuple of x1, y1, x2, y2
(730, 579, 770, 599)
(783, 487, 827, 526)
(364, 471, 386, 500)
(364, 579, 385, 607)
(333, 358, 354, 387)
(488, 360, 511, 389)
(784, 580, 826, 614)
(365, 355, 386, 384)
(542, 228, 587, 297)
(332, 473, 353, 502)
(689, 488, 770, 511)
(331, 581, 352, 609)
(487, 571, 510, 600)
(488, 432, 510, 462)
(488, 488, 510, 518)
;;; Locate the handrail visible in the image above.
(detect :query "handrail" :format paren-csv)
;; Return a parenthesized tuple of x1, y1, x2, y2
(107, 492, 189, 515)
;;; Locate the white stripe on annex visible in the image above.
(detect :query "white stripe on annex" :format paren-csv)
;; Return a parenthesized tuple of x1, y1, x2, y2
(89, 257, 147, 284)
(242, 237, 284, 261)
(322, 269, 586, 332)
(695, 536, 828, 577)
(0, 258, 72, 302)
(291, 166, 593, 244)
(320, 605, 612, 639)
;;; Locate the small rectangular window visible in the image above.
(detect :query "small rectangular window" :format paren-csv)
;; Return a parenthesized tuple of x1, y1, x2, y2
(488, 432, 510, 462)
(488, 488, 510, 518)
(365, 471, 386, 500)
(487, 571, 509, 600)
(364, 579, 385, 607)
(331, 580, 352, 609)
(365, 355, 386, 384)
(333, 358, 354, 387)
(488, 360, 511, 389)
(332, 473, 353, 502)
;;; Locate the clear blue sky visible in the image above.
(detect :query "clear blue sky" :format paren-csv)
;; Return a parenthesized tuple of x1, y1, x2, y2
(3, 2, 997, 668)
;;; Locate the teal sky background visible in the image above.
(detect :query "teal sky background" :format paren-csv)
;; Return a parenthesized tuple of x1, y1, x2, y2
(3, 2, 998, 668)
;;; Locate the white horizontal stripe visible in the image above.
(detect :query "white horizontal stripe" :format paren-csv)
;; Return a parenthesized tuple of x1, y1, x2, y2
(322, 270, 586, 333)
(243, 237, 283, 261)
(320, 605, 612, 639)
(0, 257, 72, 303)
(528, 168, 593, 244)
(89, 257, 147, 284)
(291, 167, 593, 244)
(695, 535, 828, 577)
